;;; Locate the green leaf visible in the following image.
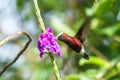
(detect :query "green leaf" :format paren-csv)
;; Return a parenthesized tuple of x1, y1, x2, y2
(79, 56, 106, 67)
(94, 0, 113, 15)
(100, 23, 120, 37)
(64, 74, 81, 80)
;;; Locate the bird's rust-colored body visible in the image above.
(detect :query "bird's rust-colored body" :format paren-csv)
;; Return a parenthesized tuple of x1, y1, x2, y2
(58, 33, 82, 53)
(58, 17, 91, 60)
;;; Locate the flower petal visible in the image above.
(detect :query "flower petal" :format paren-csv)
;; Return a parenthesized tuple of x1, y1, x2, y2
(37, 28, 62, 58)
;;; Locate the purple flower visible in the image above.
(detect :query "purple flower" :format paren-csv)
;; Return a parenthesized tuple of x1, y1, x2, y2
(37, 28, 62, 58)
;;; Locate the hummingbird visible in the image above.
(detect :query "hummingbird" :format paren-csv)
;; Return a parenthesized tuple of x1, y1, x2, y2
(58, 18, 91, 60)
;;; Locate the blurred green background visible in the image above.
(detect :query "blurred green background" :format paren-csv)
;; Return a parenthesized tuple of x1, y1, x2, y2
(0, 0, 120, 80)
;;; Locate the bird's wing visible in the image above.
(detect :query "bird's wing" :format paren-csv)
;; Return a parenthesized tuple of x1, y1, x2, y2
(75, 17, 91, 43)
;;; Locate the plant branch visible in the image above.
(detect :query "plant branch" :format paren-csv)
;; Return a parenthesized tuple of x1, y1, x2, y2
(48, 53, 61, 80)
(33, 0, 45, 33)
(86, 42, 109, 62)
(107, 71, 120, 80)
(0, 31, 32, 76)
(99, 57, 120, 79)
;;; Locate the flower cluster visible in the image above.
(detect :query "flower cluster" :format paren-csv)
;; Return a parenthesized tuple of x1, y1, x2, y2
(37, 28, 62, 58)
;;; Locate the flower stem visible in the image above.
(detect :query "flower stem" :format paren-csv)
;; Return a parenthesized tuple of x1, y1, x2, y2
(48, 53, 61, 80)
(33, 0, 45, 33)
(33, 0, 61, 80)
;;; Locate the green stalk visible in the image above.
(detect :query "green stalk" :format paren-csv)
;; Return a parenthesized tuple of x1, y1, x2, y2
(33, 0, 45, 33)
(33, 0, 61, 80)
(48, 53, 61, 80)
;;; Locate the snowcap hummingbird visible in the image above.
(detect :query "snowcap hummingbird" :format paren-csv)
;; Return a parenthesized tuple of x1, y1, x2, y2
(58, 17, 91, 60)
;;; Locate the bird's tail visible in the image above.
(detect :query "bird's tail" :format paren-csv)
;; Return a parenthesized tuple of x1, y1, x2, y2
(81, 46, 89, 60)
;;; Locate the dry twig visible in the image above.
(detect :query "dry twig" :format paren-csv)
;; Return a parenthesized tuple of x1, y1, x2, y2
(0, 31, 32, 76)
